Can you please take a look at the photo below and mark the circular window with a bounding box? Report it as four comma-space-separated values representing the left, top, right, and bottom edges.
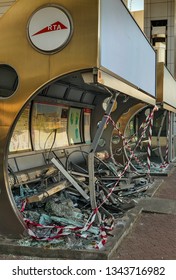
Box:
98, 138, 106, 147
111, 135, 121, 145
97, 121, 107, 130
145, 108, 151, 116
0, 65, 18, 98
102, 97, 117, 112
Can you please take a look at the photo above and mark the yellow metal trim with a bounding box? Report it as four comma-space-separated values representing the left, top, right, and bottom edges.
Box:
157, 62, 176, 109
163, 103, 176, 113
97, 69, 156, 105
117, 103, 146, 134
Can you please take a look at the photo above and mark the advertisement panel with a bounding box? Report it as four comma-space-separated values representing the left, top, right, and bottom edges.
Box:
99, 0, 156, 97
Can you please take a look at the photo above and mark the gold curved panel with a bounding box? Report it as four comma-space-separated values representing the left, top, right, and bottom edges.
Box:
0, 0, 98, 237
116, 103, 146, 134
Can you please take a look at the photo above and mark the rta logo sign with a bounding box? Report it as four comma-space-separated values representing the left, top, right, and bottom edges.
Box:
28, 5, 73, 53
32, 21, 68, 36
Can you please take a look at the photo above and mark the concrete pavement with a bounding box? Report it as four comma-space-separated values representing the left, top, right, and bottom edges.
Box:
111, 167, 176, 259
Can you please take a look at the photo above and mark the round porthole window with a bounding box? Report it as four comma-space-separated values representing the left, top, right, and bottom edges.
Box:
0, 65, 18, 98
145, 108, 151, 116
98, 138, 106, 147
111, 135, 121, 145
102, 97, 117, 112
97, 121, 107, 130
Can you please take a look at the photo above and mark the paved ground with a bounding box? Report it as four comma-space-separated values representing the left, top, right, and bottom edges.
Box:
0, 167, 176, 260
112, 212, 176, 259
111, 167, 176, 260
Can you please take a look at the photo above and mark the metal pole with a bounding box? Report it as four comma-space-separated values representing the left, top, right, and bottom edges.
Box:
157, 110, 167, 164
51, 157, 89, 200
88, 92, 118, 223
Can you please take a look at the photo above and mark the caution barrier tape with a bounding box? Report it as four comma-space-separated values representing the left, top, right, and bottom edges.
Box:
160, 111, 171, 168
19, 106, 159, 249
80, 106, 159, 248
147, 108, 156, 175
94, 229, 107, 250
107, 115, 146, 170
20, 199, 27, 212
106, 106, 158, 173
20, 200, 113, 249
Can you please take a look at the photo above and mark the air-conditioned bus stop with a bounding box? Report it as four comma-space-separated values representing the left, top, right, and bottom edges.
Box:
0, 0, 157, 258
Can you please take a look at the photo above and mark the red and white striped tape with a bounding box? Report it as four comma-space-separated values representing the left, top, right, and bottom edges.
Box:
19, 106, 159, 249
105, 115, 145, 169
147, 109, 155, 175
160, 111, 171, 168
20, 200, 113, 249
106, 106, 158, 173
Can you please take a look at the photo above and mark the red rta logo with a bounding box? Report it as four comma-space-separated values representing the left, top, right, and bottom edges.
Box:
28, 6, 72, 52
32, 21, 68, 36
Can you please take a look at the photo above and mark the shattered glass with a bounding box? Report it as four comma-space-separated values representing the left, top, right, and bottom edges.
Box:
10, 155, 152, 250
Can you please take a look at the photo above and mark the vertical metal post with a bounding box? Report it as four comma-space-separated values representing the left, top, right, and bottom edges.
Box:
157, 110, 167, 164
90, 92, 118, 153
88, 92, 118, 223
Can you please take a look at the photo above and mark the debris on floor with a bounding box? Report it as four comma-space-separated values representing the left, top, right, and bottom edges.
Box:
9, 155, 154, 250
